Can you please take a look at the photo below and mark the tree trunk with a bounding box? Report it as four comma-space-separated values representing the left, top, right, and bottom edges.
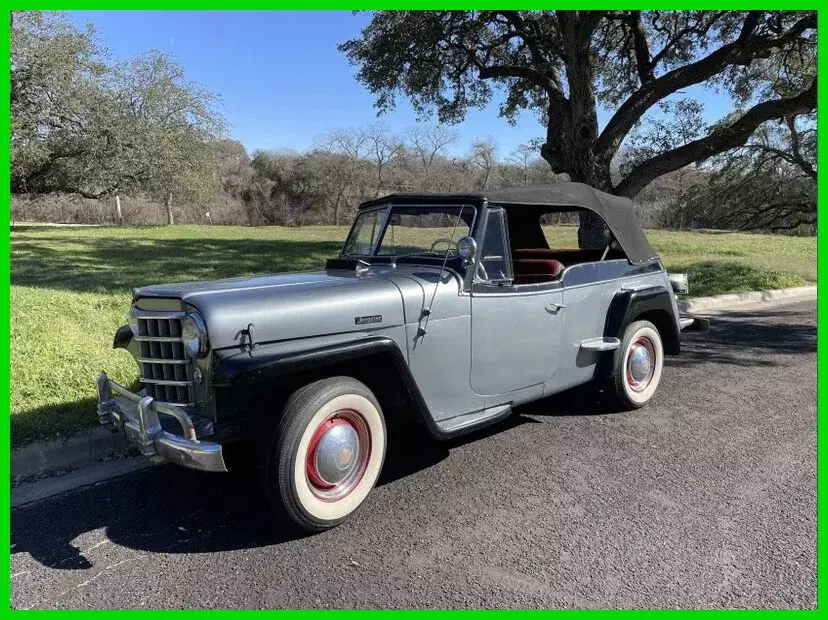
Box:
164, 193, 174, 225
114, 193, 123, 225
375, 163, 384, 198
541, 134, 613, 249
333, 192, 342, 226
481, 165, 492, 191
540, 19, 613, 251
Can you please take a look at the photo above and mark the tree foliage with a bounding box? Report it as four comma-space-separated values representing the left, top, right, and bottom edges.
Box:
677, 115, 816, 233
10, 11, 226, 221
340, 10, 817, 243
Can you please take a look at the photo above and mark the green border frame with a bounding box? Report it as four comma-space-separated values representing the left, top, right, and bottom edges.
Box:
2, 7, 823, 612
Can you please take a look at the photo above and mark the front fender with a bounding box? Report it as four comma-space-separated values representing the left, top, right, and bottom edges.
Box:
212, 335, 407, 385
210, 335, 472, 441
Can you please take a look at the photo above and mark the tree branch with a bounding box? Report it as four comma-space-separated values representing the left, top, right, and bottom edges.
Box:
627, 11, 654, 84
477, 64, 566, 103
606, 10, 654, 83
596, 11, 816, 163
615, 78, 816, 197
786, 115, 817, 179
649, 11, 728, 69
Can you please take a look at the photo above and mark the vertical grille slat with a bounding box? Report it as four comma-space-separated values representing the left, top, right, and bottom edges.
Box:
133, 311, 194, 408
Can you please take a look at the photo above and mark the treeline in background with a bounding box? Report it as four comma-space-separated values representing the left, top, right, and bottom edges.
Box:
11, 12, 816, 235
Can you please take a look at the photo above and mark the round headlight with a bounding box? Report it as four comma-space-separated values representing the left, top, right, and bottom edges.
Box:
457, 236, 478, 261
181, 313, 209, 358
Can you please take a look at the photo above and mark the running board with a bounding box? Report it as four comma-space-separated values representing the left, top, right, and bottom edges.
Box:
580, 337, 621, 352
435, 404, 512, 438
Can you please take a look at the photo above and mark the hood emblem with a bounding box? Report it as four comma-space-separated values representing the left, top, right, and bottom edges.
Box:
355, 315, 382, 326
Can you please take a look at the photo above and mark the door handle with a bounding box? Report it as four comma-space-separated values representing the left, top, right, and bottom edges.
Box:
545, 302, 566, 313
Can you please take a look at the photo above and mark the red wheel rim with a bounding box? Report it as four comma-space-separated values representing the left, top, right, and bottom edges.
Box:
305, 409, 371, 501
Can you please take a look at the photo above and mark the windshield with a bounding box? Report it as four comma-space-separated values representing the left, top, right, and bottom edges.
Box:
342, 205, 475, 257
342, 208, 385, 256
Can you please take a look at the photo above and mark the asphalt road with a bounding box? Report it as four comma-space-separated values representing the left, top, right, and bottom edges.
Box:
11, 300, 817, 609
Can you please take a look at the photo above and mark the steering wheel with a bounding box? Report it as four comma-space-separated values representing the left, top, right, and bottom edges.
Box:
429, 238, 458, 254
476, 260, 489, 281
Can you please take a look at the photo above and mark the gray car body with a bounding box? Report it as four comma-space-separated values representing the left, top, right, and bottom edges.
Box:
123, 186, 683, 440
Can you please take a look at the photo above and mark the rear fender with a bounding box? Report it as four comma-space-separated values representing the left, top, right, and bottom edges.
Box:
604, 286, 680, 355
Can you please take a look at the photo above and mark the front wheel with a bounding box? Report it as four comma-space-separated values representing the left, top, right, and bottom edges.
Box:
261, 377, 387, 532
607, 320, 664, 410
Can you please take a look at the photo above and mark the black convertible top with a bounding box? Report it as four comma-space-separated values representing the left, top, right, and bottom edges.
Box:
359, 182, 658, 264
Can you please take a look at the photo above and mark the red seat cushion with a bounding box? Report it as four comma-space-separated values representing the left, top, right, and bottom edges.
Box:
513, 258, 564, 284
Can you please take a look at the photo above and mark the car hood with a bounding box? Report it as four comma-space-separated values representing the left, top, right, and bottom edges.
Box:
133, 269, 414, 351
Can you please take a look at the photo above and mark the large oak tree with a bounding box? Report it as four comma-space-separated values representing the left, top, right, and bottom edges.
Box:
340, 10, 817, 245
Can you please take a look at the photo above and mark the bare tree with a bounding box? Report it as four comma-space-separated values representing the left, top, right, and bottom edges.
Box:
364, 122, 402, 197
469, 138, 498, 190
314, 128, 371, 224
404, 124, 460, 187
506, 143, 538, 186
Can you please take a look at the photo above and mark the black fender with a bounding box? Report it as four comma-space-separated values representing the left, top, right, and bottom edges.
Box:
211, 336, 451, 440
604, 286, 680, 355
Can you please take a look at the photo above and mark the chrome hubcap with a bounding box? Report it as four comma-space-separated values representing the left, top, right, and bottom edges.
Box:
626, 337, 655, 392
314, 422, 360, 486
306, 410, 371, 501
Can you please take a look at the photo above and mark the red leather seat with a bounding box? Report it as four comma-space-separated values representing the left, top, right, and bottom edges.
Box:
514, 248, 581, 259
513, 258, 564, 284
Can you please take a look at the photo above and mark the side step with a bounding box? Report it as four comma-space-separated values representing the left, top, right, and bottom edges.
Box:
579, 337, 621, 352
435, 404, 512, 438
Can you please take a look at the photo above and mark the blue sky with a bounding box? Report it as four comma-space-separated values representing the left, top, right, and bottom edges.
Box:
68, 10, 735, 158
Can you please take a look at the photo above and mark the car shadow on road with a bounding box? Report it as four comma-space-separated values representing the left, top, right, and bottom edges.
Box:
10, 412, 540, 570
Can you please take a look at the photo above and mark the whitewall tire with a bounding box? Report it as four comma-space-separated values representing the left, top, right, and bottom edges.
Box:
262, 377, 387, 532
609, 320, 664, 410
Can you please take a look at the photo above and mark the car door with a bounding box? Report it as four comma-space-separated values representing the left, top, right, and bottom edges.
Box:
469, 208, 563, 395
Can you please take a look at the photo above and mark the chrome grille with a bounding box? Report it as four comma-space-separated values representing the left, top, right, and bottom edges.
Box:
133, 311, 193, 408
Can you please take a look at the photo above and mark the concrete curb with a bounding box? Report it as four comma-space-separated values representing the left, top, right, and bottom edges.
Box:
11, 457, 153, 509
11, 426, 131, 480
678, 285, 816, 314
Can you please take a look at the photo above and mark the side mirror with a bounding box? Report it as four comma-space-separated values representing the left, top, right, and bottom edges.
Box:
457, 236, 477, 263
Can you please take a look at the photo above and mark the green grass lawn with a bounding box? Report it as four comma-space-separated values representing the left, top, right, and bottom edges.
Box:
10, 224, 816, 446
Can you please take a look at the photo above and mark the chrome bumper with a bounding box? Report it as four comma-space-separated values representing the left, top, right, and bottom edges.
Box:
96, 372, 227, 472
679, 315, 711, 333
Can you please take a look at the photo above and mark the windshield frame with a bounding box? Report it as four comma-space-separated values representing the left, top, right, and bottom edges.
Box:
341, 203, 478, 259
340, 206, 391, 257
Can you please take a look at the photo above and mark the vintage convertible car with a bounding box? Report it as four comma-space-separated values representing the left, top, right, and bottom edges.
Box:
97, 183, 708, 531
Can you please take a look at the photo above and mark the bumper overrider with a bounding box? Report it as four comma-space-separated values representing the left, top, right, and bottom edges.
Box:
96, 372, 227, 472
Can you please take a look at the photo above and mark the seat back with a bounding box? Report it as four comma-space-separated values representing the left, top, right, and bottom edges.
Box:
512, 258, 564, 284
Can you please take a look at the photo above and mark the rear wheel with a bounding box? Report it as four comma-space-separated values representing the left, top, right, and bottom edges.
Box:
608, 320, 664, 410
261, 376, 387, 532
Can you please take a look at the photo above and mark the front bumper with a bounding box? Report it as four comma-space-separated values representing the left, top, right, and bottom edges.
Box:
97, 372, 227, 472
